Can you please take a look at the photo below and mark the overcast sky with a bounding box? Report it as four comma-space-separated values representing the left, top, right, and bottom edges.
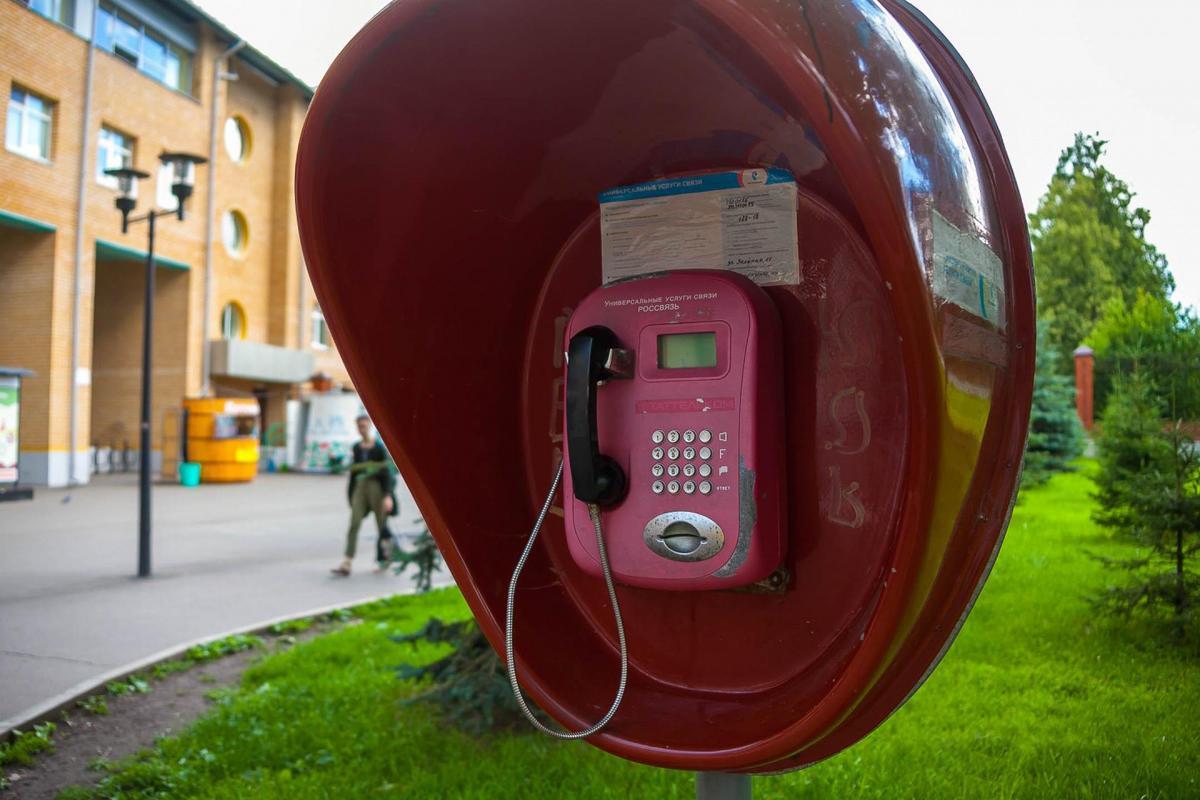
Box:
193, 0, 1200, 312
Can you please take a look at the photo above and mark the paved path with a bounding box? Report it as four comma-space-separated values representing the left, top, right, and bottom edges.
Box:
0, 471, 451, 726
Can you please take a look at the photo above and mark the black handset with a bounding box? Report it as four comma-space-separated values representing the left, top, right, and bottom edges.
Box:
565, 326, 630, 507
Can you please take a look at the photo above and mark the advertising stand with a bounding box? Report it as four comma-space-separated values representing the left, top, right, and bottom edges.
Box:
0, 367, 34, 502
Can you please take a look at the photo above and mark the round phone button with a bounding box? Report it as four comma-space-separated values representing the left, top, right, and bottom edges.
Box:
652, 480, 665, 494
651, 430, 665, 444
683, 464, 696, 477
683, 430, 696, 443
683, 481, 695, 494
699, 446, 712, 460
667, 447, 680, 460
652, 447, 664, 460
667, 481, 680, 494
699, 481, 712, 495
683, 446, 695, 460
699, 429, 712, 443
651, 463, 664, 477
698, 464, 712, 477
667, 464, 679, 477
667, 430, 680, 443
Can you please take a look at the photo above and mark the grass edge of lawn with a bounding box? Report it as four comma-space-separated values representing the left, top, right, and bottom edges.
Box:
47, 462, 1200, 800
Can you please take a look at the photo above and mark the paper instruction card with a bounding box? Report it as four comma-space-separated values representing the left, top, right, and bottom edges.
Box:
930, 210, 1006, 329
599, 168, 799, 287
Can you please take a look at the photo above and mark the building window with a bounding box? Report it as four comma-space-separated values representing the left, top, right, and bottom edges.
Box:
6, 86, 53, 161
221, 210, 248, 256
95, 2, 193, 93
311, 307, 330, 350
96, 126, 134, 189
19, 0, 76, 26
220, 302, 245, 340
223, 116, 251, 163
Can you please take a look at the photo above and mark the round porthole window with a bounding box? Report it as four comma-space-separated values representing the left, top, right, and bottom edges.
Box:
223, 116, 251, 162
220, 302, 245, 340
221, 209, 248, 256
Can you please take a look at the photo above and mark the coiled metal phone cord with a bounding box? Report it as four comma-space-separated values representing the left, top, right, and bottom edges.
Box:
505, 460, 628, 739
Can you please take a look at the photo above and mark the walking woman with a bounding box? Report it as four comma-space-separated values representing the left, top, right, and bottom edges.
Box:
331, 414, 398, 576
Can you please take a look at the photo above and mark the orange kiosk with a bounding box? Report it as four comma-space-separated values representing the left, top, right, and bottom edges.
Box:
296, 0, 1035, 776
182, 398, 260, 483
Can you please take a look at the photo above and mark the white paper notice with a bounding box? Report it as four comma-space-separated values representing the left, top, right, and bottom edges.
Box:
930, 210, 1006, 329
599, 168, 799, 287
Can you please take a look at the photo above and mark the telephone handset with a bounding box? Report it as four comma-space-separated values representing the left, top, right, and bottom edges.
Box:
564, 325, 630, 507
562, 270, 786, 590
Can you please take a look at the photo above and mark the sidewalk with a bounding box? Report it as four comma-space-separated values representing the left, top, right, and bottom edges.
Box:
0, 471, 452, 726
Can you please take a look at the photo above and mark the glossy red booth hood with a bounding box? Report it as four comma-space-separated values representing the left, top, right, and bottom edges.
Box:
295, 0, 1034, 773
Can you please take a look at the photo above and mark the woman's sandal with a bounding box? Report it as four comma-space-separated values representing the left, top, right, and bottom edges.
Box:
330, 564, 351, 577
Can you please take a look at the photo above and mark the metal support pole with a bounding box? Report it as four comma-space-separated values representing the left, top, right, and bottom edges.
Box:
137, 212, 156, 578
696, 772, 751, 800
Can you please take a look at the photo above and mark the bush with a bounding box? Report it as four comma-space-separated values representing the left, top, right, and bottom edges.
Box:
388, 523, 443, 592
1093, 371, 1200, 643
394, 618, 529, 736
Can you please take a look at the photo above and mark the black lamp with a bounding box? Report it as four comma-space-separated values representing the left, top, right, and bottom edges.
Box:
104, 166, 150, 233
159, 151, 208, 220
104, 150, 206, 579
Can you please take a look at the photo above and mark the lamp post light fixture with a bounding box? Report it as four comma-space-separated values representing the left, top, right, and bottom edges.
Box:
160, 151, 207, 221
105, 166, 149, 233
105, 150, 207, 578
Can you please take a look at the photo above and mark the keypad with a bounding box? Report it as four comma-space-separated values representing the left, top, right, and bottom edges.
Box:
649, 429, 725, 497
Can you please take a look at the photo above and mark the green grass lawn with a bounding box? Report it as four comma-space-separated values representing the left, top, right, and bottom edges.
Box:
63, 463, 1200, 799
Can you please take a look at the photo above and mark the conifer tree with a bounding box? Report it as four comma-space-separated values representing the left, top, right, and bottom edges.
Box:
1030, 133, 1173, 371
1093, 372, 1200, 643
1023, 323, 1084, 486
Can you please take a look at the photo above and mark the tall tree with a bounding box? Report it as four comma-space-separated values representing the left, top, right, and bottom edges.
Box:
1089, 290, 1200, 419
1029, 133, 1174, 372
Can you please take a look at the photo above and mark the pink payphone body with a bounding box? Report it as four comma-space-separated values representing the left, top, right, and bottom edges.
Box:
561, 270, 785, 590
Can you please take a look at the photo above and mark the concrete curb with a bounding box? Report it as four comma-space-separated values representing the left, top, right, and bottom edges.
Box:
0, 580, 457, 740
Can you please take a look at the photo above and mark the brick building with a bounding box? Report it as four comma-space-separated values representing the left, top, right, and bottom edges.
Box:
0, 0, 351, 486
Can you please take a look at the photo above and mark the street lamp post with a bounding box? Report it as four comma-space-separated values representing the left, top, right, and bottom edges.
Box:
106, 151, 207, 578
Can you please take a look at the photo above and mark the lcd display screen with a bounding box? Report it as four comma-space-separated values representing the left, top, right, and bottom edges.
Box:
657, 332, 717, 369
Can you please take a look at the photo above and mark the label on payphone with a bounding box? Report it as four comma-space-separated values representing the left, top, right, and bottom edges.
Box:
598, 168, 800, 287
561, 270, 786, 590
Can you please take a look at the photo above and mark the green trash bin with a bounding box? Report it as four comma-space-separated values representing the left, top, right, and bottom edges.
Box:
179, 461, 201, 487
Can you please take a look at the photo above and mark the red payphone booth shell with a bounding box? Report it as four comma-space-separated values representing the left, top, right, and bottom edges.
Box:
296, 0, 1034, 773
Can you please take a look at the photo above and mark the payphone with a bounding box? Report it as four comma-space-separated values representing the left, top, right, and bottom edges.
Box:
506, 270, 787, 736
562, 271, 785, 589
296, 0, 1037, 774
